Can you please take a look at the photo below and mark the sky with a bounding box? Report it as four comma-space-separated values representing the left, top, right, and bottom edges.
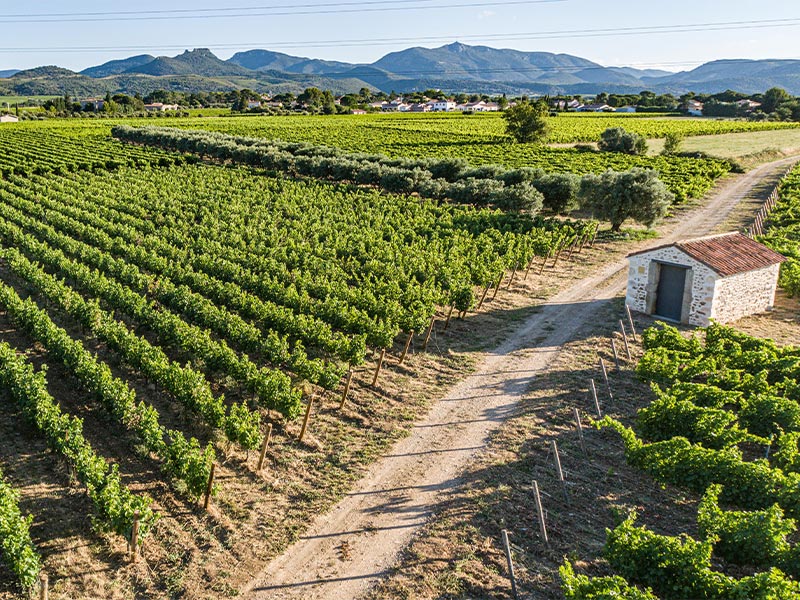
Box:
1, 0, 799, 72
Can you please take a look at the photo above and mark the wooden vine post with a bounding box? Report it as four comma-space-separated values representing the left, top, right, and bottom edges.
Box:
550, 440, 568, 502
589, 222, 600, 248
619, 320, 632, 360
610, 338, 621, 371
532, 480, 549, 546
298, 396, 315, 443
600, 358, 613, 400
491, 274, 503, 301
422, 316, 436, 351
476, 285, 491, 310
506, 263, 518, 289
129, 510, 141, 562
203, 463, 216, 510
523, 255, 536, 281
539, 250, 551, 275
444, 304, 455, 330
256, 423, 274, 471
590, 379, 602, 418
399, 331, 414, 364
371, 348, 386, 386
39, 574, 48, 600
625, 304, 637, 342
338, 369, 354, 410
573, 407, 586, 455
501, 530, 519, 600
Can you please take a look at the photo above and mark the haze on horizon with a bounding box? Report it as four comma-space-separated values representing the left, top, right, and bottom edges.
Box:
1, 0, 799, 73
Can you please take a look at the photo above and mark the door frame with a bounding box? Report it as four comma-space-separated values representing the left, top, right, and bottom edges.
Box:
646, 260, 693, 323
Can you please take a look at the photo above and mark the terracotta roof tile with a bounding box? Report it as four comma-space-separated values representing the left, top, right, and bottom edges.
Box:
628, 232, 785, 277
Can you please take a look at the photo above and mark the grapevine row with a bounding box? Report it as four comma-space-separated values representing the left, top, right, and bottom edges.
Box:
0, 279, 216, 500
0, 341, 155, 544
0, 207, 303, 419
0, 466, 41, 591
1, 246, 262, 449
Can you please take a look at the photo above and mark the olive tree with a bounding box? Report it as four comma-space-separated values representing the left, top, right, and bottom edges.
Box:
598, 127, 648, 155
502, 100, 550, 144
580, 168, 673, 231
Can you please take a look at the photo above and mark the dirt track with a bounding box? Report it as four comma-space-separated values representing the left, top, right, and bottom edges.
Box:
243, 156, 799, 600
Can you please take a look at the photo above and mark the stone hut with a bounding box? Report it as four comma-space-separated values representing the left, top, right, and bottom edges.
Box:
625, 232, 785, 326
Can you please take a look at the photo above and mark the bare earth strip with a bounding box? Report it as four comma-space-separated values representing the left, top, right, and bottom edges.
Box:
243, 156, 799, 600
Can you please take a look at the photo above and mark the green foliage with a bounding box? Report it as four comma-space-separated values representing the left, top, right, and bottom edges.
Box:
0, 468, 41, 591
662, 132, 684, 156
580, 168, 674, 231
605, 512, 728, 600
560, 561, 658, 600
598, 127, 648, 155
758, 164, 800, 297
502, 100, 551, 144
0, 342, 155, 545
698, 484, 795, 568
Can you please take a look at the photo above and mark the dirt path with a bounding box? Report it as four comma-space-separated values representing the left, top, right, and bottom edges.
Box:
243, 156, 799, 600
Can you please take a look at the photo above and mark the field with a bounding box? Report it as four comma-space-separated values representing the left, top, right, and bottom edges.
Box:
0, 113, 798, 599
1, 116, 747, 202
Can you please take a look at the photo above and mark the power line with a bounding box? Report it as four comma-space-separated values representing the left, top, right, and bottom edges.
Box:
2, 16, 799, 53
0, 0, 563, 23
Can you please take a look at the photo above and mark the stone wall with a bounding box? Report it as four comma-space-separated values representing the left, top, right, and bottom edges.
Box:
626, 246, 780, 326
626, 246, 717, 325
711, 263, 780, 324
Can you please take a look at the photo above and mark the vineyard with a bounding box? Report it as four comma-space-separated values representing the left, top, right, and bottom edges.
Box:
0, 111, 796, 598
0, 116, 755, 202
570, 323, 800, 598
113, 124, 730, 203
0, 127, 189, 177
760, 163, 800, 296
0, 117, 605, 596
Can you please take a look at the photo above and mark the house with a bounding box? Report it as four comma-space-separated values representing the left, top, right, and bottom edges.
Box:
351, 109, 367, 115
626, 232, 785, 326
0, 114, 19, 123
408, 103, 431, 112
615, 105, 637, 113
566, 99, 582, 109
576, 103, 613, 112
144, 102, 180, 112
686, 99, 704, 116
461, 100, 498, 112
431, 100, 456, 112
370, 101, 387, 110
80, 98, 105, 111
246, 100, 262, 109
736, 99, 761, 110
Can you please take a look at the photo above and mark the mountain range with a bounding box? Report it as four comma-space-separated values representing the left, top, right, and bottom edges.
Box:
2, 44, 799, 97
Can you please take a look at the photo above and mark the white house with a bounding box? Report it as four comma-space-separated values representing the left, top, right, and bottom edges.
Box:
736, 99, 762, 110
686, 99, 704, 116
431, 100, 455, 112
626, 232, 785, 326
615, 105, 637, 113
0, 114, 19, 123
144, 102, 180, 112
246, 100, 262, 109
576, 103, 613, 112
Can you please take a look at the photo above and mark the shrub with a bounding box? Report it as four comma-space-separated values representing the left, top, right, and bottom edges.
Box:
533, 173, 580, 214
598, 127, 648, 155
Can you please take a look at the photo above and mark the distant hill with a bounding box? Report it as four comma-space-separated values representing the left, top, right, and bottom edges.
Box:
0, 69, 20, 79
81, 55, 155, 78
125, 49, 253, 77
228, 49, 356, 75
643, 59, 800, 94
9, 44, 800, 96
